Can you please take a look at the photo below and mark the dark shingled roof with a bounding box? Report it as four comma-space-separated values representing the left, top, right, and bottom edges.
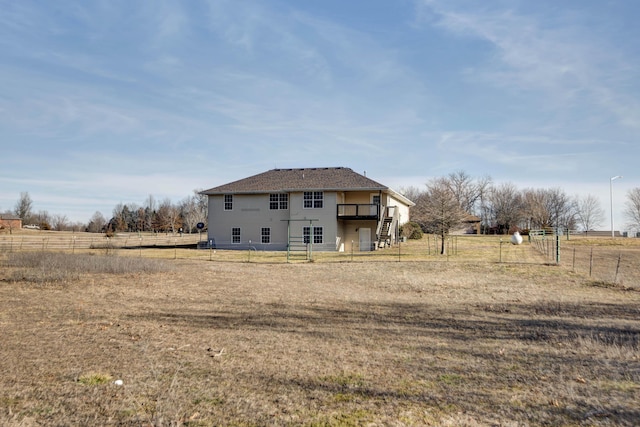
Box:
0, 214, 21, 220
202, 167, 388, 194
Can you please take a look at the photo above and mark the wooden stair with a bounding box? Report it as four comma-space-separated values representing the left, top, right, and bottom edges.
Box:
377, 216, 393, 248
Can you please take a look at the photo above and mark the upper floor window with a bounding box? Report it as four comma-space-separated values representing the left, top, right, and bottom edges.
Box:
270, 194, 288, 210
224, 194, 233, 211
303, 191, 323, 209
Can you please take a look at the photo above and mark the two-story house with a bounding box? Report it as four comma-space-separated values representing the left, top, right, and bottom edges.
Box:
201, 167, 414, 252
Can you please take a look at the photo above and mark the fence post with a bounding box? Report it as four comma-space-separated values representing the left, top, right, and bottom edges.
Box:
555, 234, 560, 264
614, 253, 622, 284
446, 238, 450, 261
589, 247, 593, 277
351, 240, 354, 262
547, 238, 550, 259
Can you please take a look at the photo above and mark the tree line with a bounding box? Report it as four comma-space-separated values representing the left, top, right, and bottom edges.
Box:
5, 191, 208, 234
6, 175, 640, 242
401, 171, 640, 254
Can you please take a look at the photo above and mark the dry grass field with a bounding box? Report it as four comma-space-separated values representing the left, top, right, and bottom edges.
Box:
1, 235, 639, 426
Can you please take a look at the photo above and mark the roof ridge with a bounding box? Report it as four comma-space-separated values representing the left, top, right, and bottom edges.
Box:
272, 167, 348, 171
202, 167, 387, 194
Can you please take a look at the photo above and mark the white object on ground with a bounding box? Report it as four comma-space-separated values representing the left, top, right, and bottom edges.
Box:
114, 379, 124, 386
510, 231, 523, 245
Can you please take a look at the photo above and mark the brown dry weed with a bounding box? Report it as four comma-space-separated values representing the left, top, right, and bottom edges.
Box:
0, 237, 639, 426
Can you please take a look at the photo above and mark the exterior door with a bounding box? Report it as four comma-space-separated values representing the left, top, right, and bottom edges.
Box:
359, 227, 371, 251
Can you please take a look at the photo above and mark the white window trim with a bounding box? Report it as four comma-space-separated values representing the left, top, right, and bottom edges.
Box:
270, 193, 288, 210
303, 191, 323, 209
224, 194, 233, 211
261, 227, 271, 244
303, 226, 323, 244
231, 227, 241, 244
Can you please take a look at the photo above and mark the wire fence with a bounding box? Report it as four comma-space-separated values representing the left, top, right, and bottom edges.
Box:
564, 245, 638, 286
528, 230, 640, 286
528, 231, 560, 264
0, 232, 202, 253
2, 231, 638, 286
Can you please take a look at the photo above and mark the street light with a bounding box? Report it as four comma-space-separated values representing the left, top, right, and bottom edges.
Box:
610, 175, 623, 238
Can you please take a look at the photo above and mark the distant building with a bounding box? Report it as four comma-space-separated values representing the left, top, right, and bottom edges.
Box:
0, 214, 22, 230
202, 167, 414, 252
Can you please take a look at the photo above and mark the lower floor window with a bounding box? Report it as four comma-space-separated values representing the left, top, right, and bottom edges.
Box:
261, 227, 270, 244
232, 227, 241, 244
303, 226, 323, 244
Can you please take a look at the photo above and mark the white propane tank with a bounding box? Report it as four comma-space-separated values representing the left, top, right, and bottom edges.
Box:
510, 231, 523, 245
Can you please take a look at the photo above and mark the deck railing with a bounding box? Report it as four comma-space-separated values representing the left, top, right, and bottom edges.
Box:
336, 204, 379, 219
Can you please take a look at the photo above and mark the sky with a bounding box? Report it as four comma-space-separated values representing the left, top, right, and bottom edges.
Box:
1, 0, 638, 230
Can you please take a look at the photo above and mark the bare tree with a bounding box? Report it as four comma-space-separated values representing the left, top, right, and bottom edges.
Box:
521, 188, 575, 231
33, 210, 51, 230
145, 194, 156, 232
179, 190, 206, 233
87, 211, 107, 233
546, 188, 576, 231
68, 221, 85, 232
14, 192, 33, 222
414, 177, 467, 254
522, 189, 550, 230
398, 186, 425, 205
51, 214, 69, 231
195, 189, 208, 225
487, 183, 523, 234
155, 198, 182, 233
476, 175, 493, 234
180, 195, 199, 233
574, 194, 605, 233
446, 171, 492, 215
624, 188, 640, 232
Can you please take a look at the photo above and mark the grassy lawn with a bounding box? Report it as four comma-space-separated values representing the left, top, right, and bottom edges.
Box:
0, 236, 638, 426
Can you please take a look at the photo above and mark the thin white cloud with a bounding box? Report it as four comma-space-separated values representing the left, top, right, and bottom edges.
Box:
430, 130, 620, 174
419, 1, 640, 130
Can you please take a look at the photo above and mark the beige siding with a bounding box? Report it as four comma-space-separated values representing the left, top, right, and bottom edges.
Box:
289, 191, 339, 251
208, 191, 341, 251
385, 194, 411, 225
341, 220, 377, 252
206, 188, 412, 252
342, 191, 382, 204
207, 194, 290, 249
